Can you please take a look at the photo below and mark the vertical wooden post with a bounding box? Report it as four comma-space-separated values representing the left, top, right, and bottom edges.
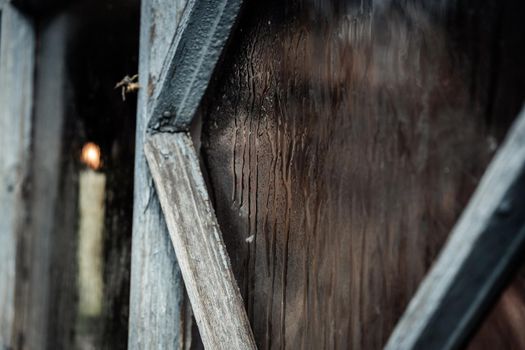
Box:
0, 2, 35, 348
128, 1, 194, 348
15, 15, 69, 350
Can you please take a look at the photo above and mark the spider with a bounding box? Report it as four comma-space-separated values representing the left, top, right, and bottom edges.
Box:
115, 74, 140, 101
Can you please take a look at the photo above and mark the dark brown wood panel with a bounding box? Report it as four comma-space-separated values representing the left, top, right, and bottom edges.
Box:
199, 0, 525, 348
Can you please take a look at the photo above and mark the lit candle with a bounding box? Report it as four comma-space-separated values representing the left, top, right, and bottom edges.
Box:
78, 142, 105, 317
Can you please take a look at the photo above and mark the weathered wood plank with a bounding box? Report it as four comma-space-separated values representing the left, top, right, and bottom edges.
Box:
385, 107, 525, 350
12, 14, 68, 350
128, 0, 193, 348
0, 3, 35, 348
145, 132, 257, 350
148, 0, 243, 132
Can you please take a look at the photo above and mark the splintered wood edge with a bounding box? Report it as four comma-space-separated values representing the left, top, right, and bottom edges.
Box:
385, 107, 525, 350
144, 132, 256, 350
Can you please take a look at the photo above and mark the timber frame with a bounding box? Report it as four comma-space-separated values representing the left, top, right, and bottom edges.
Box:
130, 0, 256, 348
134, 0, 525, 347
133, 0, 525, 348
0, 0, 524, 348
132, 0, 525, 349
134, 0, 257, 347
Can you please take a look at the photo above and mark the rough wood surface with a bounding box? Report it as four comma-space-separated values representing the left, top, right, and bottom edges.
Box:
385, 107, 525, 350
0, 3, 35, 348
145, 132, 257, 350
148, 0, 242, 132
128, 0, 194, 348
198, 1, 525, 348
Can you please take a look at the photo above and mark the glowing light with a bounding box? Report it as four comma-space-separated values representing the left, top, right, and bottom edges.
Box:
81, 142, 102, 170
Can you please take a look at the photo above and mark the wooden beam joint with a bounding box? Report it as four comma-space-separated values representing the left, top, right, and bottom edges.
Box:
147, 0, 243, 133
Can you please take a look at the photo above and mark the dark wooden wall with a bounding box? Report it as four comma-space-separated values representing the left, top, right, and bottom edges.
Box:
199, 0, 525, 348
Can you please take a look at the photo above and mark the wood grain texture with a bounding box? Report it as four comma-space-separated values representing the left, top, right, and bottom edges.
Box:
0, 3, 35, 348
128, 0, 194, 348
148, 0, 243, 132
198, 1, 525, 348
385, 107, 525, 350
145, 132, 256, 350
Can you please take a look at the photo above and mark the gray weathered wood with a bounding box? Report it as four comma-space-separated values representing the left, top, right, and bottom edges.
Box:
145, 132, 257, 350
148, 0, 243, 132
128, 0, 194, 348
385, 107, 525, 350
12, 14, 68, 350
0, 3, 35, 348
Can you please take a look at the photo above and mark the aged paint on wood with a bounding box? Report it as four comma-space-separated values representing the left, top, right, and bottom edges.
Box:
145, 132, 256, 350
148, 0, 243, 132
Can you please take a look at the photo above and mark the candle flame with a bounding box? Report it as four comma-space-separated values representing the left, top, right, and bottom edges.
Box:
81, 142, 102, 170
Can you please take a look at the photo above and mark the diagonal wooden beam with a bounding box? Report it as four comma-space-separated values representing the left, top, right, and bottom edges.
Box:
129, 1, 191, 348
139, 0, 253, 346
144, 132, 256, 349
148, 0, 243, 132
385, 107, 525, 350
